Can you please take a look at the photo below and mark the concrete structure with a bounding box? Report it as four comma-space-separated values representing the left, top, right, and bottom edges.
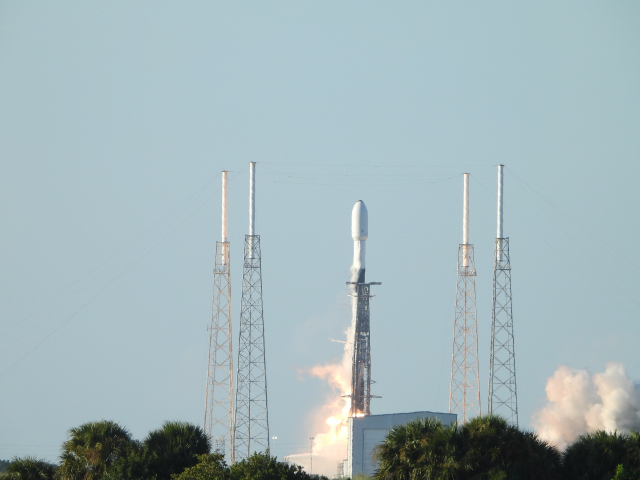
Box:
346, 411, 457, 477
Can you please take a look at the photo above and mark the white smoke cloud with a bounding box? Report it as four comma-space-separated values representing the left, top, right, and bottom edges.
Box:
294, 265, 360, 474
533, 362, 640, 449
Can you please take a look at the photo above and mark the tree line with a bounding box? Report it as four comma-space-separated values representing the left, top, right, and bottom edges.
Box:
375, 416, 640, 480
0, 420, 324, 480
2, 416, 640, 479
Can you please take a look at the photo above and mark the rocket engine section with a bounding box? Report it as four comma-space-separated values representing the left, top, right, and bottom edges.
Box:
348, 201, 380, 417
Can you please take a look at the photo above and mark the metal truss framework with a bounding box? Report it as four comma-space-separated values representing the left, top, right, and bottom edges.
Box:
347, 281, 381, 417
204, 241, 234, 459
488, 237, 518, 425
450, 244, 481, 424
234, 235, 269, 461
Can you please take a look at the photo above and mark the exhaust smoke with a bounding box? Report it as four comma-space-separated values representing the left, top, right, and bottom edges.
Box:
533, 362, 640, 449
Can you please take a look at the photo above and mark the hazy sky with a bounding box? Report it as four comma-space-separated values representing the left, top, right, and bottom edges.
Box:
1, 1, 639, 469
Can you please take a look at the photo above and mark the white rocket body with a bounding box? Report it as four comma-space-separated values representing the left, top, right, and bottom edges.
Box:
352, 201, 368, 284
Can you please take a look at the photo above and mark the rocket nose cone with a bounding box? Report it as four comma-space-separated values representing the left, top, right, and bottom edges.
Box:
351, 200, 368, 240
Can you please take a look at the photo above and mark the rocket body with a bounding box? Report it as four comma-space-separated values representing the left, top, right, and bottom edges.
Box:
349, 200, 375, 417
351, 201, 368, 284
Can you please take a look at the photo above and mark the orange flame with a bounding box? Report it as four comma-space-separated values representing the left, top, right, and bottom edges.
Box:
302, 279, 360, 465
305, 318, 355, 462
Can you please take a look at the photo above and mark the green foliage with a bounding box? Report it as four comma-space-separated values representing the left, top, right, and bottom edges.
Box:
170, 453, 229, 480
375, 417, 463, 480
102, 441, 156, 480
611, 464, 634, 480
374, 416, 562, 480
10, 417, 640, 480
0, 456, 57, 480
563, 431, 640, 480
0, 460, 9, 473
144, 421, 211, 480
460, 416, 562, 480
57, 420, 133, 480
172, 452, 312, 480
229, 452, 312, 480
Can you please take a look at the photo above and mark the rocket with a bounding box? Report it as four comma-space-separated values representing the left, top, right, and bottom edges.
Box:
347, 200, 379, 417
351, 200, 368, 284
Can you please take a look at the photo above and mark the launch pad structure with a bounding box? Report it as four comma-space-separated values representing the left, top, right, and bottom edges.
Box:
347, 280, 381, 417
488, 164, 518, 425
449, 173, 481, 424
204, 171, 234, 460
234, 162, 270, 461
202, 165, 515, 475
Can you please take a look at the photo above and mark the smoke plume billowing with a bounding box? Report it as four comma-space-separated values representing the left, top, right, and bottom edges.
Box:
533, 362, 640, 449
303, 317, 354, 470
297, 266, 360, 474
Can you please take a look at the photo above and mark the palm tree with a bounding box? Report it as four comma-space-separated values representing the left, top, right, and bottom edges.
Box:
1, 456, 57, 480
375, 416, 562, 480
144, 421, 211, 480
375, 417, 463, 480
57, 420, 133, 480
563, 430, 640, 480
101, 440, 155, 480
460, 416, 562, 480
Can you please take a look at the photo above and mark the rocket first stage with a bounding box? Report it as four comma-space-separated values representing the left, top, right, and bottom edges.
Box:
348, 201, 380, 417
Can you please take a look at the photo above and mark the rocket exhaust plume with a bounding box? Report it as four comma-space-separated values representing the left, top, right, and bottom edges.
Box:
533, 362, 640, 450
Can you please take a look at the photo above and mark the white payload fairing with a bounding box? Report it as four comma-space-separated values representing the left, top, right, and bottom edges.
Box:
351, 200, 368, 284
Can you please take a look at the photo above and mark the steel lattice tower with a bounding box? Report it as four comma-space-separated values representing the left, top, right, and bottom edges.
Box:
450, 173, 481, 424
488, 165, 518, 425
347, 280, 381, 417
234, 162, 269, 460
204, 171, 234, 460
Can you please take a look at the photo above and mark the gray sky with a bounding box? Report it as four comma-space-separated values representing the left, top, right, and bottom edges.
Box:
1, 1, 639, 467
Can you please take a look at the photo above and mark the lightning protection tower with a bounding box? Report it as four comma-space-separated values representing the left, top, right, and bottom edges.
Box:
488, 164, 518, 425
234, 162, 270, 460
204, 171, 234, 460
450, 173, 481, 424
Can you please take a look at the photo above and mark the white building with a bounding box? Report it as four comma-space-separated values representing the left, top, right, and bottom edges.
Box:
345, 411, 457, 477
